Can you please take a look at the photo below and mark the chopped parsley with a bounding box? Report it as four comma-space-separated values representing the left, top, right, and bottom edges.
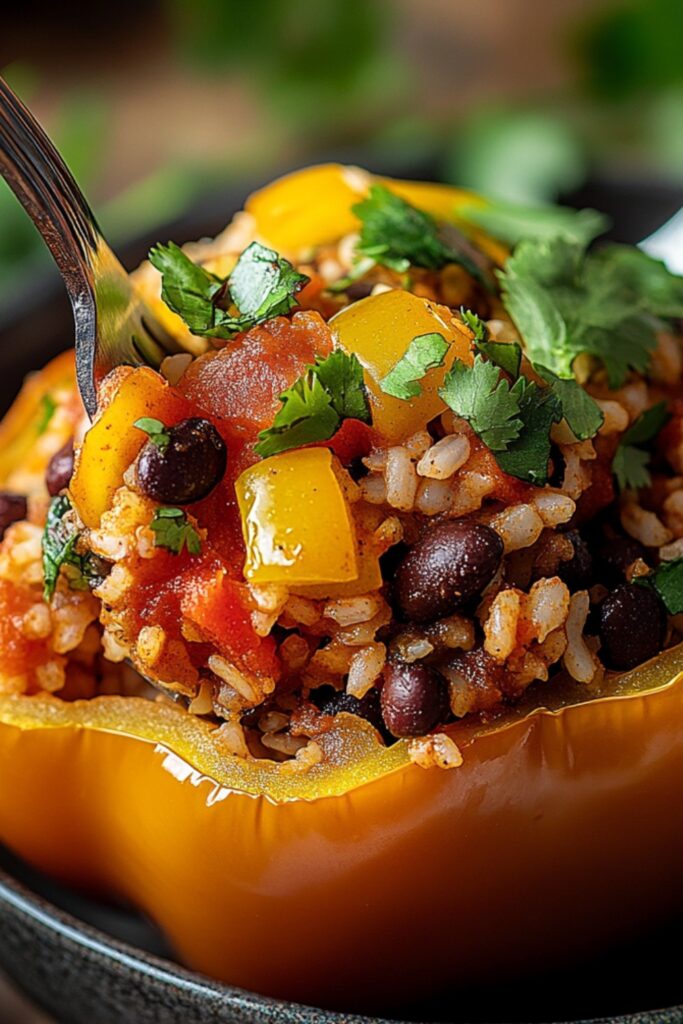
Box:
149, 240, 309, 340
612, 401, 670, 492
42, 496, 105, 600
462, 309, 522, 378
134, 417, 171, 453
439, 355, 523, 452
352, 184, 490, 289
255, 350, 371, 459
379, 332, 449, 400
635, 557, 683, 615
36, 394, 57, 436
150, 507, 202, 555
499, 236, 662, 388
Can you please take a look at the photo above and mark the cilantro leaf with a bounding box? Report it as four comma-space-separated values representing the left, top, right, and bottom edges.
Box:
533, 365, 604, 441
255, 351, 371, 459
149, 242, 230, 337
439, 355, 523, 451
461, 309, 523, 379
498, 236, 660, 389
612, 401, 670, 491
36, 394, 56, 436
313, 348, 370, 422
595, 245, 683, 319
499, 249, 571, 374
228, 242, 310, 321
612, 445, 651, 492
42, 496, 105, 600
458, 197, 608, 247
134, 417, 171, 453
494, 379, 562, 485
150, 507, 202, 555
380, 332, 449, 400
635, 557, 683, 615
149, 240, 309, 340
352, 185, 490, 288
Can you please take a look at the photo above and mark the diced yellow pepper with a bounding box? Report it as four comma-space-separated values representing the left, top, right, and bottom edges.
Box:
236, 448, 359, 586
70, 368, 184, 529
331, 290, 473, 443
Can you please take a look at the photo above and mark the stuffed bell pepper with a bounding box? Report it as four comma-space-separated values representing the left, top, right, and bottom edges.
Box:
0, 164, 682, 1013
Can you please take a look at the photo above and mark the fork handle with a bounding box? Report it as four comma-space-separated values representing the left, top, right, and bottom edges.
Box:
0, 77, 101, 303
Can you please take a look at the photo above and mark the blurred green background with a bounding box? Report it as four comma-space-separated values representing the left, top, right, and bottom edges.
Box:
2, 0, 683, 305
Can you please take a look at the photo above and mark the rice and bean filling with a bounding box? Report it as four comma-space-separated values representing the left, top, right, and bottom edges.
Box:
3, 180, 683, 770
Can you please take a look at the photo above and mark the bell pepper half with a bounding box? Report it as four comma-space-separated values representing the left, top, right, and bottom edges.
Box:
1, 653, 682, 1011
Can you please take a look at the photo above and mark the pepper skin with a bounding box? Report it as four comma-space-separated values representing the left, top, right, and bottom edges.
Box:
0, 655, 682, 1013
236, 448, 360, 585
331, 289, 473, 442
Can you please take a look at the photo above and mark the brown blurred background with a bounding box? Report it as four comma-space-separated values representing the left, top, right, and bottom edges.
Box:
2, 0, 683, 309
1, 0, 682, 1017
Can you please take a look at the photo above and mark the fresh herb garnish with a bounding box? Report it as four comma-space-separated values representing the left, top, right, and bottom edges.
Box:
458, 197, 608, 247
460, 306, 603, 442
134, 417, 171, 453
149, 240, 309, 340
499, 236, 661, 388
439, 354, 523, 452
612, 401, 670, 491
42, 496, 104, 600
594, 245, 683, 319
352, 184, 489, 288
635, 557, 683, 615
36, 394, 56, 436
379, 332, 449, 400
533, 365, 604, 441
150, 507, 202, 555
493, 379, 562, 485
255, 350, 371, 459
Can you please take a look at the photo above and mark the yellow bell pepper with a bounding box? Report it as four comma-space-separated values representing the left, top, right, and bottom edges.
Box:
236, 448, 359, 586
331, 289, 473, 443
245, 162, 508, 265
70, 367, 194, 529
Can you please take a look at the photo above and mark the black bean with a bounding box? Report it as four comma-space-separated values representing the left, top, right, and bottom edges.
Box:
558, 530, 593, 590
0, 492, 27, 538
598, 583, 666, 670
597, 536, 650, 583
393, 521, 503, 624
380, 662, 449, 738
137, 418, 227, 505
315, 686, 388, 738
45, 439, 75, 496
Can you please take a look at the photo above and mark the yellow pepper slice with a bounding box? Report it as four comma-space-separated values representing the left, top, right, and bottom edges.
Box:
236, 448, 359, 585
331, 289, 473, 443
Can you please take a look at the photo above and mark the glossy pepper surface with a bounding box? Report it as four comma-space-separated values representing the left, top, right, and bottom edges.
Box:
1, 657, 683, 1012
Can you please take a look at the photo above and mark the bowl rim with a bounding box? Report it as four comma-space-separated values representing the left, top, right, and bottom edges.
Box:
1, 861, 682, 1024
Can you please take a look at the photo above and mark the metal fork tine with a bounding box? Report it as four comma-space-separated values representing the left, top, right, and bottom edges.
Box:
0, 76, 179, 419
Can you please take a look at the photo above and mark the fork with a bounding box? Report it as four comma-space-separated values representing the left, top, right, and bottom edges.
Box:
0, 75, 180, 419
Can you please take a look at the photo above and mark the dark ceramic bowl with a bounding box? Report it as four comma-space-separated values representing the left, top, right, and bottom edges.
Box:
0, 163, 682, 1024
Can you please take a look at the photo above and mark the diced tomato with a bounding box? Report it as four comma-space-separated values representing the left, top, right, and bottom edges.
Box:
181, 565, 279, 680
178, 311, 334, 436
314, 419, 379, 465
0, 579, 54, 683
